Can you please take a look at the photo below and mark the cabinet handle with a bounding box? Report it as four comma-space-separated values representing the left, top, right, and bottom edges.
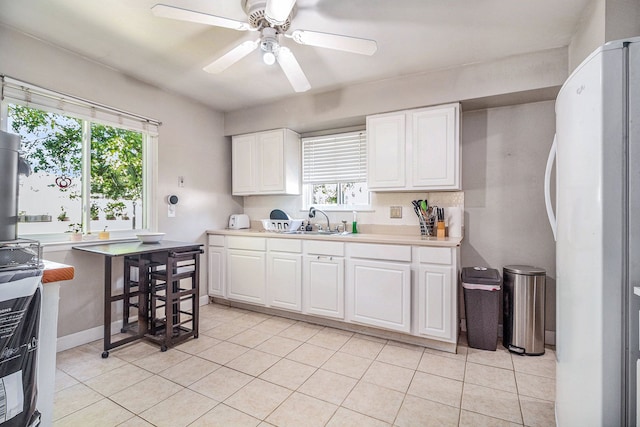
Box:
330, 256, 333, 261
317, 255, 321, 260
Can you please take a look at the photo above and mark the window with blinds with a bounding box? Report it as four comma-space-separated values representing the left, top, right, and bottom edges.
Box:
302, 131, 370, 209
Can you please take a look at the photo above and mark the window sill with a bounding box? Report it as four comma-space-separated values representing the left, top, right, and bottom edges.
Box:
42, 237, 138, 253
20, 231, 147, 252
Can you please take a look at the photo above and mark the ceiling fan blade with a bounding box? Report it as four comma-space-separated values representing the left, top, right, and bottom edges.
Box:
288, 30, 377, 55
277, 47, 311, 92
151, 4, 253, 31
265, 0, 297, 25
203, 40, 259, 74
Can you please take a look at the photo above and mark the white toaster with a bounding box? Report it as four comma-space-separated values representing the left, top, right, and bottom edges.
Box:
228, 214, 250, 229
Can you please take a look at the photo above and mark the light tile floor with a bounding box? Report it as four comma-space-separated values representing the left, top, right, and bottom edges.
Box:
53, 303, 556, 426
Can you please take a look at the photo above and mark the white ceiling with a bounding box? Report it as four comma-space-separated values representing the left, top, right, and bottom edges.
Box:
0, 0, 590, 112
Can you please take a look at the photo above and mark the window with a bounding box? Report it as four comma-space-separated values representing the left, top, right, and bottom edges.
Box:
1, 76, 158, 240
302, 130, 369, 210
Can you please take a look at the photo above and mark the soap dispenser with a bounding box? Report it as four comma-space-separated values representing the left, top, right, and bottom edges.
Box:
352, 211, 358, 234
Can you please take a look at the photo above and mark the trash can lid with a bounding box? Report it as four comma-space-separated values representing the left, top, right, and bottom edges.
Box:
461, 267, 501, 286
503, 265, 546, 276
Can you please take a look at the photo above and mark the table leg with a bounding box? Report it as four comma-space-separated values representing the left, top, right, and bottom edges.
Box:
102, 257, 112, 358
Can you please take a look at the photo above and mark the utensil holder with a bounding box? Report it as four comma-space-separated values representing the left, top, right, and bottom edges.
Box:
419, 215, 436, 237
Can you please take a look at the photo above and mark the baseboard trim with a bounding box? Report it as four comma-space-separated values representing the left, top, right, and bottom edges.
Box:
57, 296, 211, 352
199, 295, 209, 307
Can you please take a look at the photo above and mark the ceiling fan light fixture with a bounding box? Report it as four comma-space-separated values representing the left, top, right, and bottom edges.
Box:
263, 51, 276, 65
260, 27, 279, 65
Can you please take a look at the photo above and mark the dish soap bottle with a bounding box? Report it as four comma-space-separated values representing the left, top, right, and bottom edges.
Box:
352, 211, 358, 234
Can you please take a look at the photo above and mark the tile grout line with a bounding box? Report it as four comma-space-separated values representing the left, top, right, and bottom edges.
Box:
55, 305, 555, 426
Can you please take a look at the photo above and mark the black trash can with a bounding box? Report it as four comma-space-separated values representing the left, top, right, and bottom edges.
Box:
462, 267, 501, 351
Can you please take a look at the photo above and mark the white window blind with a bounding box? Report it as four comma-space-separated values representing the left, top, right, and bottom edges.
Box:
302, 131, 366, 184
1, 76, 160, 135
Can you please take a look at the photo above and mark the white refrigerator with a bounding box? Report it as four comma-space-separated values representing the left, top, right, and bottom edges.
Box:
546, 37, 640, 426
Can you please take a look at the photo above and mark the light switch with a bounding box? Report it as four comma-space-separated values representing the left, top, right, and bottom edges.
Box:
390, 206, 402, 218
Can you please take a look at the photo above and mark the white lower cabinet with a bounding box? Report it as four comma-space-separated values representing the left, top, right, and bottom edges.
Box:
208, 233, 459, 346
227, 250, 266, 305
346, 243, 412, 333
347, 259, 411, 333
208, 246, 225, 297
415, 247, 457, 342
207, 235, 226, 297
267, 239, 302, 312
303, 240, 345, 319
226, 236, 267, 305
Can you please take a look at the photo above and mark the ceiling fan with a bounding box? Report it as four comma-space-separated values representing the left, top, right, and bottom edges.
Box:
151, 0, 378, 93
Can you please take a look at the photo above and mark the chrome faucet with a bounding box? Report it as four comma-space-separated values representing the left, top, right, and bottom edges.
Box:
308, 207, 330, 231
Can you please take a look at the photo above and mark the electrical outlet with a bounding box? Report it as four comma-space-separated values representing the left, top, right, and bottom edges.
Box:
390, 206, 402, 218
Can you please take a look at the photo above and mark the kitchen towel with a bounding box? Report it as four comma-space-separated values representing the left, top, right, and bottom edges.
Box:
447, 207, 463, 238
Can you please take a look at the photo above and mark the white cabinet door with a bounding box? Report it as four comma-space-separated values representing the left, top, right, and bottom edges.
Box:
417, 264, 455, 341
411, 106, 459, 189
347, 259, 411, 333
367, 113, 406, 189
366, 103, 460, 191
267, 252, 302, 312
258, 130, 285, 193
232, 129, 300, 195
303, 255, 344, 319
232, 133, 257, 195
208, 246, 225, 297
227, 249, 266, 305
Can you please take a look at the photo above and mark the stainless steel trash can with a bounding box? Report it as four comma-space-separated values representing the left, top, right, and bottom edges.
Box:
503, 265, 546, 355
462, 267, 501, 351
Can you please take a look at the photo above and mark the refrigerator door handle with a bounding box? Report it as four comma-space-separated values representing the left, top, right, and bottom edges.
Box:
544, 134, 557, 241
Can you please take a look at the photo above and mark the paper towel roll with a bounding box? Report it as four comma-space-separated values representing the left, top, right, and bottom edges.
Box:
447, 207, 463, 238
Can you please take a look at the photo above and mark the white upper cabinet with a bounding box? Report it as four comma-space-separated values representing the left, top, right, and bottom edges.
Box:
367, 103, 460, 191
231, 133, 256, 195
232, 128, 301, 195
366, 113, 406, 188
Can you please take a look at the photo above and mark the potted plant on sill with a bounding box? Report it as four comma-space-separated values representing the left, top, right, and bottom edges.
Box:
104, 201, 126, 220
90, 203, 100, 221
57, 206, 69, 221
68, 223, 82, 241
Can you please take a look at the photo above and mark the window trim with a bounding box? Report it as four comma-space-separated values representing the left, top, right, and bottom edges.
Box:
1, 77, 159, 243
301, 130, 370, 211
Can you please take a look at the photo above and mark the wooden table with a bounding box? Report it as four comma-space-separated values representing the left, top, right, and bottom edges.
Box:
73, 240, 203, 357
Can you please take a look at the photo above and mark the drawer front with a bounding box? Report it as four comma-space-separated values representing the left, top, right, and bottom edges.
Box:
305, 240, 345, 257
418, 247, 452, 265
268, 238, 302, 253
208, 234, 225, 247
227, 236, 266, 251
349, 243, 411, 262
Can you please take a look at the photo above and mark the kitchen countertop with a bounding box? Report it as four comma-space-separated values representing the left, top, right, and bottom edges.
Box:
42, 260, 75, 283
207, 229, 462, 247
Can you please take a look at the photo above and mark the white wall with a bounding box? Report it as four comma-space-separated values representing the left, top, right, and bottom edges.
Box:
461, 101, 557, 333
0, 24, 240, 338
224, 48, 568, 136
569, 0, 640, 72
